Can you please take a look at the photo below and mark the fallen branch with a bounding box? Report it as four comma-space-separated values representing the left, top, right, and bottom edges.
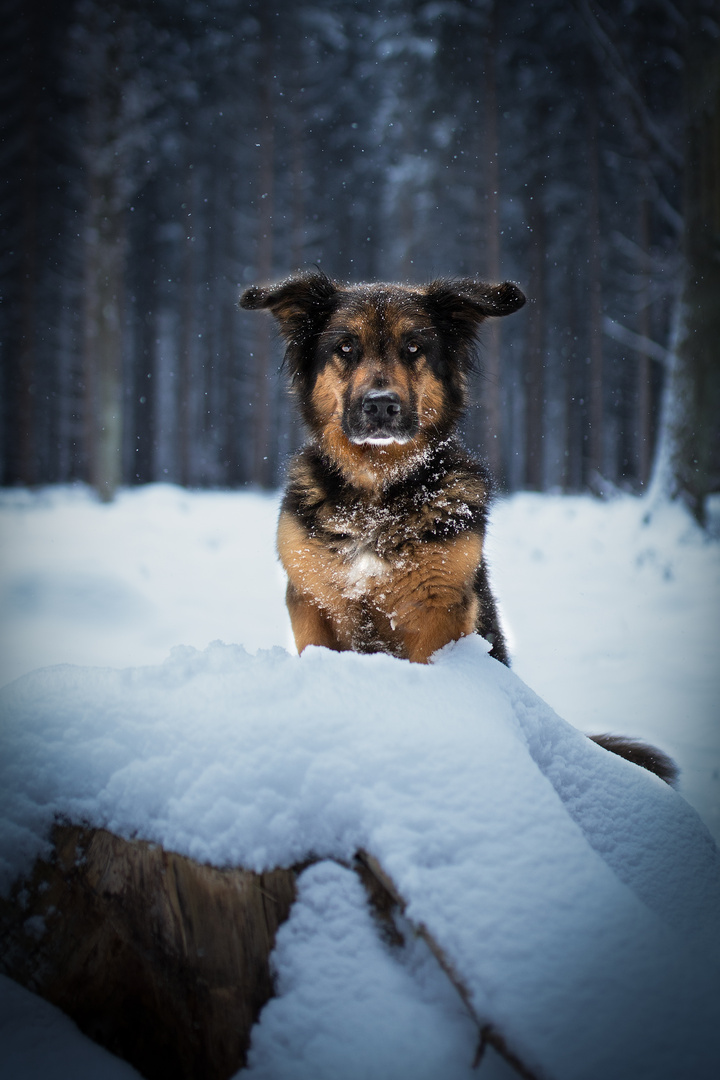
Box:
355, 850, 546, 1080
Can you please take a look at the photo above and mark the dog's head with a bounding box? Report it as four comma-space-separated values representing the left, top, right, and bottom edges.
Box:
240, 270, 525, 464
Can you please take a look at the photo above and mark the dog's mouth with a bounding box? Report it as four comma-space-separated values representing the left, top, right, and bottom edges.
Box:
342, 389, 419, 446
350, 434, 412, 445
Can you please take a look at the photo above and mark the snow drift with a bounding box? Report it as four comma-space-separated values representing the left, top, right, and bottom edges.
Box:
0, 974, 142, 1080
1, 634, 719, 1079
2, 484, 719, 841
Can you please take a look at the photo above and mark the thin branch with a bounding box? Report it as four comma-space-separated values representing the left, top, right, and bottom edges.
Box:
603, 316, 670, 364
574, 0, 683, 173
354, 850, 547, 1080
657, 0, 689, 30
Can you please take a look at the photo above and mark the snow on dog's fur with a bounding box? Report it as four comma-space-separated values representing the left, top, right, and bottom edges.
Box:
241, 270, 523, 664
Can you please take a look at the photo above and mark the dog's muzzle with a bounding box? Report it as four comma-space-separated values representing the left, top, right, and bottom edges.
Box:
343, 389, 418, 445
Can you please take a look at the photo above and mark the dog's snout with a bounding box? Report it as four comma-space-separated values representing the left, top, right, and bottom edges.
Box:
362, 390, 401, 417
343, 385, 416, 444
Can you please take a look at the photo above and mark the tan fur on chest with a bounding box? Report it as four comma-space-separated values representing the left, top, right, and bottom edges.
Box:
277, 510, 482, 662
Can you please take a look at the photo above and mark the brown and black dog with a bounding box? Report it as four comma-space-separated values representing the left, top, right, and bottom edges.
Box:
241, 270, 519, 665
240, 270, 677, 785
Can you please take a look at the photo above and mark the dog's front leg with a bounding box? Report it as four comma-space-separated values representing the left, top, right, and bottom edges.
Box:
398, 595, 479, 663
391, 533, 483, 663
285, 582, 345, 654
278, 510, 350, 654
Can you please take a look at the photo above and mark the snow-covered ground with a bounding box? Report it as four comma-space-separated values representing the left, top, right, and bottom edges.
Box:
1, 483, 719, 1080
1, 483, 718, 838
488, 491, 720, 842
0, 975, 142, 1080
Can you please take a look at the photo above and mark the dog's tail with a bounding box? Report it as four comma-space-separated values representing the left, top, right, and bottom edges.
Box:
589, 733, 679, 787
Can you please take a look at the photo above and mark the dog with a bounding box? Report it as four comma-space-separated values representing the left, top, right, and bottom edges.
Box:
239, 270, 677, 786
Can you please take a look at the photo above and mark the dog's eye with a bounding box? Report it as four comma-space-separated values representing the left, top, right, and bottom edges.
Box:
338, 342, 353, 355
407, 342, 420, 355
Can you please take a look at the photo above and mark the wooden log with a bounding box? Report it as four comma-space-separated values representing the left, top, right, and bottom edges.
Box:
0, 823, 298, 1080
1, 826, 542, 1080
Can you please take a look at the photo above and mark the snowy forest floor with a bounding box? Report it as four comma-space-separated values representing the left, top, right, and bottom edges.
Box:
2, 482, 720, 1080
1, 482, 718, 842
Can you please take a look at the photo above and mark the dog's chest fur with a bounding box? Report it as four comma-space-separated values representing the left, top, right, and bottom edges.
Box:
316, 502, 412, 603
280, 440, 490, 619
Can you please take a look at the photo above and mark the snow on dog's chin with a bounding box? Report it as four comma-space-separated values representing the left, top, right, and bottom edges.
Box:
350, 434, 412, 445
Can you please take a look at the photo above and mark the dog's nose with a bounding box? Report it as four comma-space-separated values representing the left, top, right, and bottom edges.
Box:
362, 390, 401, 417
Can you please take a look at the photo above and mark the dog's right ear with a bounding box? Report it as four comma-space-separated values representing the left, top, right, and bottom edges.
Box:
424, 278, 526, 323
239, 270, 339, 340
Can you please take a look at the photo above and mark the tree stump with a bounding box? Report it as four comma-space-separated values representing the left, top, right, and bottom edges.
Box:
0, 824, 298, 1080
1, 827, 541, 1080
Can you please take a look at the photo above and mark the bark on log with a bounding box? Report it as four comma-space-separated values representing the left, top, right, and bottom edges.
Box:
0, 823, 298, 1080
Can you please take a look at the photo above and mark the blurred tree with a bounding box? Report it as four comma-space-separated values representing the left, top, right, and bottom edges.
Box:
0, 0, 75, 486
1, 0, 714, 513
71, 0, 162, 500
667, 0, 720, 524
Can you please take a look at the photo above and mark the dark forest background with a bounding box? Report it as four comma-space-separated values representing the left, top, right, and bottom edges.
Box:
2, 0, 719, 516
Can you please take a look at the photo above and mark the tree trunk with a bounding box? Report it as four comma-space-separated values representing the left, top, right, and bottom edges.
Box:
564, 277, 585, 493
252, 11, 277, 488
18, 1, 40, 486
82, 15, 128, 503
0, 824, 298, 1080
586, 90, 604, 484
637, 196, 653, 488
668, 16, 720, 524
178, 162, 199, 488
481, 0, 504, 483
524, 200, 546, 491
83, 165, 126, 502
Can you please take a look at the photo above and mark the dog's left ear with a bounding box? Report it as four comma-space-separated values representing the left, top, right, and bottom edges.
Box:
239, 270, 338, 339
424, 278, 526, 325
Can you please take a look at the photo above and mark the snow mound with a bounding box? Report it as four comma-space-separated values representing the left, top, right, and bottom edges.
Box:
0, 975, 142, 1080
245, 860, 483, 1080
1, 637, 719, 1079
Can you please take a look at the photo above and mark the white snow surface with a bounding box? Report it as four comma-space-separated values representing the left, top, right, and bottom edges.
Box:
1, 483, 720, 1079
0, 975, 143, 1080
245, 859, 516, 1080
487, 491, 720, 841
2, 635, 720, 1078
1, 483, 718, 839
